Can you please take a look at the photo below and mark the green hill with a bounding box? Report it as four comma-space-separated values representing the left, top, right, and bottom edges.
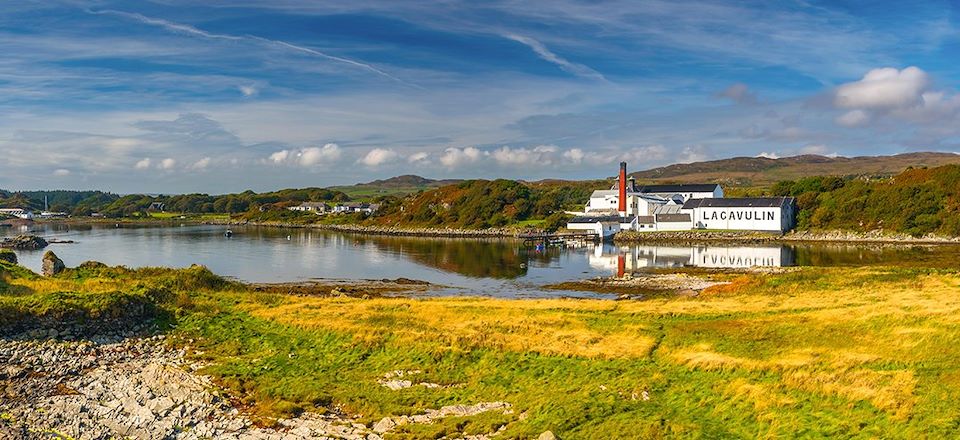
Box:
631, 152, 960, 187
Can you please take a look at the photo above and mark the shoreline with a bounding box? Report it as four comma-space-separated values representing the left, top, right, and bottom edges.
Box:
25, 217, 960, 245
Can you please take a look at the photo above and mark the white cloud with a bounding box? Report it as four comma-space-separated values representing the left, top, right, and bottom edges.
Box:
266, 144, 342, 167
799, 144, 838, 157
834, 66, 929, 110
439, 146, 484, 168
298, 144, 341, 166
678, 145, 710, 163
756, 152, 780, 159
491, 145, 559, 166
503, 34, 606, 81
563, 148, 585, 164
836, 109, 870, 127
407, 152, 430, 164
159, 158, 177, 170
191, 157, 212, 170
52, 168, 70, 176
269, 150, 289, 163
134, 158, 152, 170
238, 85, 258, 97
359, 148, 399, 167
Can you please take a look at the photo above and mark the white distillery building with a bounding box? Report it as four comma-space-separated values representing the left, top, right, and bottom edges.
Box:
568, 162, 796, 236
682, 197, 796, 232
0, 208, 34, 220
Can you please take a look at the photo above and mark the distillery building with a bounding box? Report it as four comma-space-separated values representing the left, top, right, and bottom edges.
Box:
567, 162, 796, 236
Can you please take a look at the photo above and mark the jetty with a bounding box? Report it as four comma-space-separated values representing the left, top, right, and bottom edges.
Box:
519, 232, 600, 247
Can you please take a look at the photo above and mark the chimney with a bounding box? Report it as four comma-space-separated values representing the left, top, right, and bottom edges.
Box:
618, 161, 627, 216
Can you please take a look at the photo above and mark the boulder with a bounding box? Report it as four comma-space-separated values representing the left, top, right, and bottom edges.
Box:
42, 251, 65, 276
0, 235, 48, 250
0, 249, 16, 265
539, 431, 558, 440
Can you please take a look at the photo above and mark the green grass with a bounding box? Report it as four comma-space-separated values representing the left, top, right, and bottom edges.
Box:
5, 262, 960, 438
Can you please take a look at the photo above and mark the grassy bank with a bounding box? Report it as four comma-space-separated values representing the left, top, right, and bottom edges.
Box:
4, 259, 960, 438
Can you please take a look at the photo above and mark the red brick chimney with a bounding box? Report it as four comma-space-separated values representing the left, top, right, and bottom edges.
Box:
618, 161, 627, 216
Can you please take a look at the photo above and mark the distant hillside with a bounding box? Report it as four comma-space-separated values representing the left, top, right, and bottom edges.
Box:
631, 152, 960, 187
355, 175, 460, 188
331, 175, 462, 199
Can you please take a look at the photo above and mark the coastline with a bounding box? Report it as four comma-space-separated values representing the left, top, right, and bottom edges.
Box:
25, 217, 960, 245
613, 229, 960, 245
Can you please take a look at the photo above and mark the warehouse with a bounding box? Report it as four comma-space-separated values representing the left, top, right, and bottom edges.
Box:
682, 197, 796, 232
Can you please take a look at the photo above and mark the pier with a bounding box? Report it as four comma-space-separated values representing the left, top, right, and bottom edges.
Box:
519, 232, 600, 247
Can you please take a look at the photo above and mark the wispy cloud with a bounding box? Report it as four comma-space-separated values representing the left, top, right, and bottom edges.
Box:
86, 9, 418, 88
503, 33, 606, 81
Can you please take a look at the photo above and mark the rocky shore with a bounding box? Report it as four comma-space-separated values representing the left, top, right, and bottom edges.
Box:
0, 334, 383, 440
614, 229, 960, 245
206, 219, 518, 238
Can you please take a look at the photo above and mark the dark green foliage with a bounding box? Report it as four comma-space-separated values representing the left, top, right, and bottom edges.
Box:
769, 165, 960, 237
376, 179, 604, 229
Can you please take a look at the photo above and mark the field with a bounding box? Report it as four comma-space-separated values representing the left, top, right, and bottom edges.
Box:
3, 260, 960, 438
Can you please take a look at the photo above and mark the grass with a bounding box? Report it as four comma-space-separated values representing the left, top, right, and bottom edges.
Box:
4, 260, 960, 438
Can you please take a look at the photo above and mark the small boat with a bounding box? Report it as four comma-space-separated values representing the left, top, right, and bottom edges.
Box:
224, 229, 233, 237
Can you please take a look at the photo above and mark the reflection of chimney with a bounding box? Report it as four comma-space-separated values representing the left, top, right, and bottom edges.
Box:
618, 162, 627, 216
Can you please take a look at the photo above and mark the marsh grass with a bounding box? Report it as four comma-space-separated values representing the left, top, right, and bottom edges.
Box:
5, 262, 960, 437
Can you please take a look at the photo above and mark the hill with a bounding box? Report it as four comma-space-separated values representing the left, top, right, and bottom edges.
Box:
330, 175, 462, 199
631, 152, 960, 187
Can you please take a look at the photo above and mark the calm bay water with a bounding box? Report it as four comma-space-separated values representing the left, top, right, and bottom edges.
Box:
4, 223, 959, 298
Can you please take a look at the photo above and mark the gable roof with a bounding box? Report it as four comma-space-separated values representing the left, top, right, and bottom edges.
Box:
682, 197, 794, 209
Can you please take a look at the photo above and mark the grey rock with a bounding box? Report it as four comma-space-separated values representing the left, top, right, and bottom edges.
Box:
41, 250, 65, 276
539, 431, 558, 440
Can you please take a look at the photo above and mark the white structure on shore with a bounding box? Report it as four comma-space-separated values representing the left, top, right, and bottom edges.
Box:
289, 202, 329, 214
568, 162, 795, 237
0, 208, 34, 220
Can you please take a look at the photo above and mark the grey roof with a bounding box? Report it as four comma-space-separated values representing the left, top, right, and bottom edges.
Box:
568, 215, 623, 224
656, 213, 692, 222
682, 197, 795, 209
639, 184, 720, 194
654, 204, 682, 215
637, 215, 655, 224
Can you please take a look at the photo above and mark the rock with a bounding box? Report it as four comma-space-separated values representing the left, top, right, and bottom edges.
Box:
42, 250, 65, 276
372, 417, 397, 433
0, 235, 48, 250
539, 431, 558, 440
0, 249, 16, 264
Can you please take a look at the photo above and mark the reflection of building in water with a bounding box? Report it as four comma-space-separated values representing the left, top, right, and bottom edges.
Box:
589, 244, 794, 274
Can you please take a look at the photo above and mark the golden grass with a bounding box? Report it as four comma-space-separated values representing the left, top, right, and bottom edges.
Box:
248, 297, 657, 359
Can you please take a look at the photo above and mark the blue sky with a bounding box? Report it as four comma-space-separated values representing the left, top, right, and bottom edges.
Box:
1, 0, 958, 193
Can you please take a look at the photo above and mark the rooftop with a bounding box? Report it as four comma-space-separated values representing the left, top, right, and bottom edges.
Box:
682, 197, 795, 209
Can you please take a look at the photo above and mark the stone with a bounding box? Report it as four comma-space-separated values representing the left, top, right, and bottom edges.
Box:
372, 417, 396, 433
0, 235, 48, 250
42, 250, 66, 276
0, 249, 17, 264
538, 431, 558, 440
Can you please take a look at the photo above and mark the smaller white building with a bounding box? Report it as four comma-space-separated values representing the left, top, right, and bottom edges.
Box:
0, 208, 34, 220
289, 202, 329, 214
332, 202, 380, 215
566, 215, 622, 239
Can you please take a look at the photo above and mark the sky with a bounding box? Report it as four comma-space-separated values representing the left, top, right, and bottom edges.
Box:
1, 0, 959, 194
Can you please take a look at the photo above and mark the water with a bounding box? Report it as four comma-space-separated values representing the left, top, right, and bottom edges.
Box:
4, 224, 959, 298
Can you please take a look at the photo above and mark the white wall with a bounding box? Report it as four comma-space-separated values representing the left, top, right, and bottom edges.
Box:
692, 246, 786, 268
692, 207, 784, 232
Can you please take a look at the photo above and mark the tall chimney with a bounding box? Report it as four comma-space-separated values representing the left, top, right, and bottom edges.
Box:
618, 161, 627, 216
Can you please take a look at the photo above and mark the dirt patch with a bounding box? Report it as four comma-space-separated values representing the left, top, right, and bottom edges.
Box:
545, 273, 730, 299
250, 278, 436, 298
